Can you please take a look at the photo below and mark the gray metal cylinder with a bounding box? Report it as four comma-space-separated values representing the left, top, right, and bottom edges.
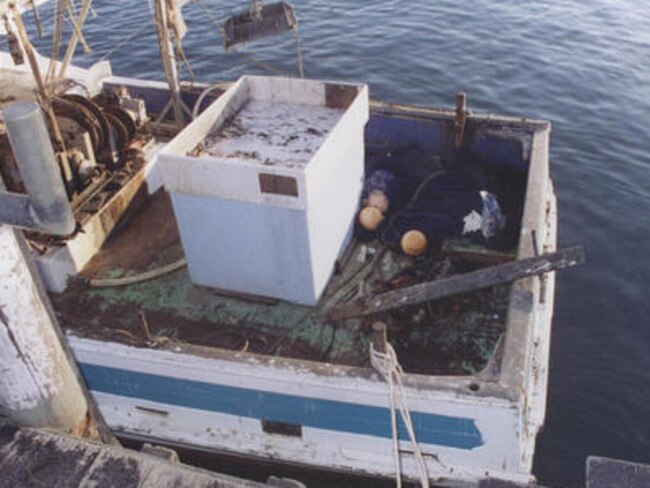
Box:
3, 102, 75, 235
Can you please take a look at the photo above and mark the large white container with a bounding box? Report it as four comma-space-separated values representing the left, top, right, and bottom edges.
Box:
159, 76, 369, 305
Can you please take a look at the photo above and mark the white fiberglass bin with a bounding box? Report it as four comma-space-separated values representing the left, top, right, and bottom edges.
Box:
159, 76, 369, 305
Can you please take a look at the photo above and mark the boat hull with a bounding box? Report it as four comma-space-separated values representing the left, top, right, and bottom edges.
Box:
69, 335, 530, 484
52, 75, 557, 485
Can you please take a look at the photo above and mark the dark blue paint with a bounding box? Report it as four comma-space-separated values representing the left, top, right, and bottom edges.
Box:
471, 131, 527, 173
79, 363, 483, 450
366, 115, 447, 155
366, 114, 528, 173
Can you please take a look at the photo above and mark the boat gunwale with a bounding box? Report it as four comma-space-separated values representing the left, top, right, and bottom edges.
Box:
106, 74, 552, 130
66, 331, 516, 401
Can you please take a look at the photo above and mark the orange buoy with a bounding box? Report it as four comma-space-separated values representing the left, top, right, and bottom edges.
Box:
358, 206, 384, 231
401, 230, 427, 256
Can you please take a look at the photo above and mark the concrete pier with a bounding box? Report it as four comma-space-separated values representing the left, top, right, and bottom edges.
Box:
587, 456, 650, 488
0, 224, 88, 431
0, 419, 296, 487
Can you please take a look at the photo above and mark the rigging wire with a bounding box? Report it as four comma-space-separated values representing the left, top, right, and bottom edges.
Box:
293, 23, 304, 78
46, 0, 66, 84
98, 23, 150, 61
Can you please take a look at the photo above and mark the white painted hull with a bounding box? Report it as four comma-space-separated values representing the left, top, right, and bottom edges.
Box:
68, 336, 526, 484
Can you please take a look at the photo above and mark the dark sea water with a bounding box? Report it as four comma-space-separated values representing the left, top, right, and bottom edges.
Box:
24, 1, 650, 486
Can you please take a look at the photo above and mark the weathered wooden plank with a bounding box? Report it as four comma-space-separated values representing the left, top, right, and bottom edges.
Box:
442, 240, 517, 265
328, 245, 585, 320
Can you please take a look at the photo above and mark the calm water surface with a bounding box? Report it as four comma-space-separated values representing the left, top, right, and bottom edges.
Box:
25, 1, 650, 486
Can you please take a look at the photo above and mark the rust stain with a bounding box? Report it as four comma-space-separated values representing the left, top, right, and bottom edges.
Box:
325, 83, 358, 109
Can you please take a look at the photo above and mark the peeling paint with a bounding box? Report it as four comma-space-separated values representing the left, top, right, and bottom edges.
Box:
0, 225, 87, 427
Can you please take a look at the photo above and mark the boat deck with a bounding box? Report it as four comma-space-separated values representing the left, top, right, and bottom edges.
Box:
52, 189, 513, 376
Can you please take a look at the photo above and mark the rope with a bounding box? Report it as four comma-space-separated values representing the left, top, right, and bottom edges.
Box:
230, 49, 291, 76
293, 24, 304, 78
195, 0, 221, 30
378, 169, 445, 246
175, 40, 195, 84
87, 258, 187, 287
192, 83, 223, 119
370, 342, 430, 488
98, 23, 150, 61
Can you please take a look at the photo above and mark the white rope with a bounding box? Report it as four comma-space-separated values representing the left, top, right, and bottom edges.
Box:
88, 258, 187, 287
370, 342, 430, 488
192, 83, 222, 119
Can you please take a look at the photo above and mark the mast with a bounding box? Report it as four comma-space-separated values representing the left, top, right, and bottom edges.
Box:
152, 0, 186, 126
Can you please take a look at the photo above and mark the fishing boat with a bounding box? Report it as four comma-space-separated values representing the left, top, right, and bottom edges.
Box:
0, 1, 572, 485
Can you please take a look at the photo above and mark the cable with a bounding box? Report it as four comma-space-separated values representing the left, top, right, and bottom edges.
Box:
87, 258, 186, 288
192, 83, 223, 119
293, 24, 304, 78
98, 23, 150, 62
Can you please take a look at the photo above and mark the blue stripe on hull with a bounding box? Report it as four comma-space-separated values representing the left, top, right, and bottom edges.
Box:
79, 363, 484, 450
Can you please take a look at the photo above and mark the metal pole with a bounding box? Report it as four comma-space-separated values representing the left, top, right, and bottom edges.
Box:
2, 102, 75, 235
153, 0, 184, 126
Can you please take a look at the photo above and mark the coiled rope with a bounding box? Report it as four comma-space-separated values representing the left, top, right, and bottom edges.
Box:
370, 341, 430, 488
